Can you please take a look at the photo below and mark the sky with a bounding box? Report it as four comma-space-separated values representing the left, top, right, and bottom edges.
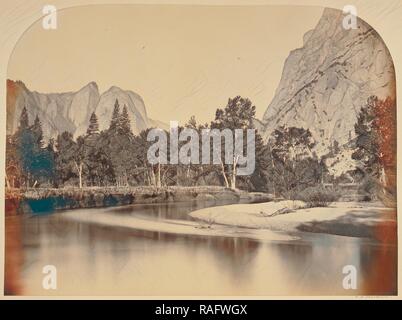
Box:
8, 4, 324, 124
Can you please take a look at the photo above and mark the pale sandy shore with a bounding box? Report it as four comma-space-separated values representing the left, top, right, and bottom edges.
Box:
189, 201, 396, 239
61, 208, 296, 242
61, 201, 396, 241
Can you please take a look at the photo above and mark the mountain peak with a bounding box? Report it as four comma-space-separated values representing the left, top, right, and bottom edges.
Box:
106, 85, 125, 93
78, 81, 99, 94
85, 81, 98, 89
261, 8, 395, 156
6, 79, 161, 140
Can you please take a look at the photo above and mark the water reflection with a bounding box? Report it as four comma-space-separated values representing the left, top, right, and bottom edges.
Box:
5, 200, 397, 296
112, 199, 239, 220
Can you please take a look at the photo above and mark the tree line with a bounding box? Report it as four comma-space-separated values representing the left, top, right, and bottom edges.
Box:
5, 95, 394, 198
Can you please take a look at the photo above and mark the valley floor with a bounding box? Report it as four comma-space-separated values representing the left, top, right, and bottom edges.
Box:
189, 201, 397, 241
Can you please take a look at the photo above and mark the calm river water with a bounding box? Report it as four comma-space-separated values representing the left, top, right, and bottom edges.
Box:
5, 200, 397, 296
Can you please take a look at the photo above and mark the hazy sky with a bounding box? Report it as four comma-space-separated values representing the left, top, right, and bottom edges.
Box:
8, 4, 324, 124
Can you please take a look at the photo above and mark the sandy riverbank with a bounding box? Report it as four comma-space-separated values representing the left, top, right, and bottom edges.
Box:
189, 201, 397, 240
61, 207, 295, 242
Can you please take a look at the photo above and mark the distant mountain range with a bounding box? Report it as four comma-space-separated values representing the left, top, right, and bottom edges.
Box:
258, 8, 395, 155
7, 79, 168, 141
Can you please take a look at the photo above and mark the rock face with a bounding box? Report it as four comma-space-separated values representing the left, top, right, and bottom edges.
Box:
260, 8, 396, 154
7, 80, 165, 140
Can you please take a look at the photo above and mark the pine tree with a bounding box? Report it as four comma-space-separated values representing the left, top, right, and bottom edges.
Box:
120, 105, 131, 134
110, 99, 120, 130
186, 116, 197, 129
19, 106, 29, 130
352, 96, 380, 176
17, 114, 54, 187
87, 112, 100, 135
31, 115, 44, 147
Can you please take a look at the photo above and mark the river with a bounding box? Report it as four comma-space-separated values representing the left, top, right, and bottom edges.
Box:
5, 199, 397, 296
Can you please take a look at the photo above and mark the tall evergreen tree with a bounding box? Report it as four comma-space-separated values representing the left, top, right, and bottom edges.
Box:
110, 99, 120, 130
19, 106, 29, 130
31, 115, 44, 148
55, 132, 77, 186
13, 109, 54, 187
352, 96, 380, 177
87, 112, 100, 135
120, 105, 131, 134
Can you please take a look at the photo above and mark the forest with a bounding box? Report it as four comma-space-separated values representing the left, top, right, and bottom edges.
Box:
5, 95, 395, 201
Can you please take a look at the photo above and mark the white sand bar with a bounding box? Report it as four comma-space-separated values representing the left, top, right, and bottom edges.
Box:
61, 208, 296, 242
189, 201, 395, 235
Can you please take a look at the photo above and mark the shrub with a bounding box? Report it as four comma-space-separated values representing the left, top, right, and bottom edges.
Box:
295, 186, 340, 208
